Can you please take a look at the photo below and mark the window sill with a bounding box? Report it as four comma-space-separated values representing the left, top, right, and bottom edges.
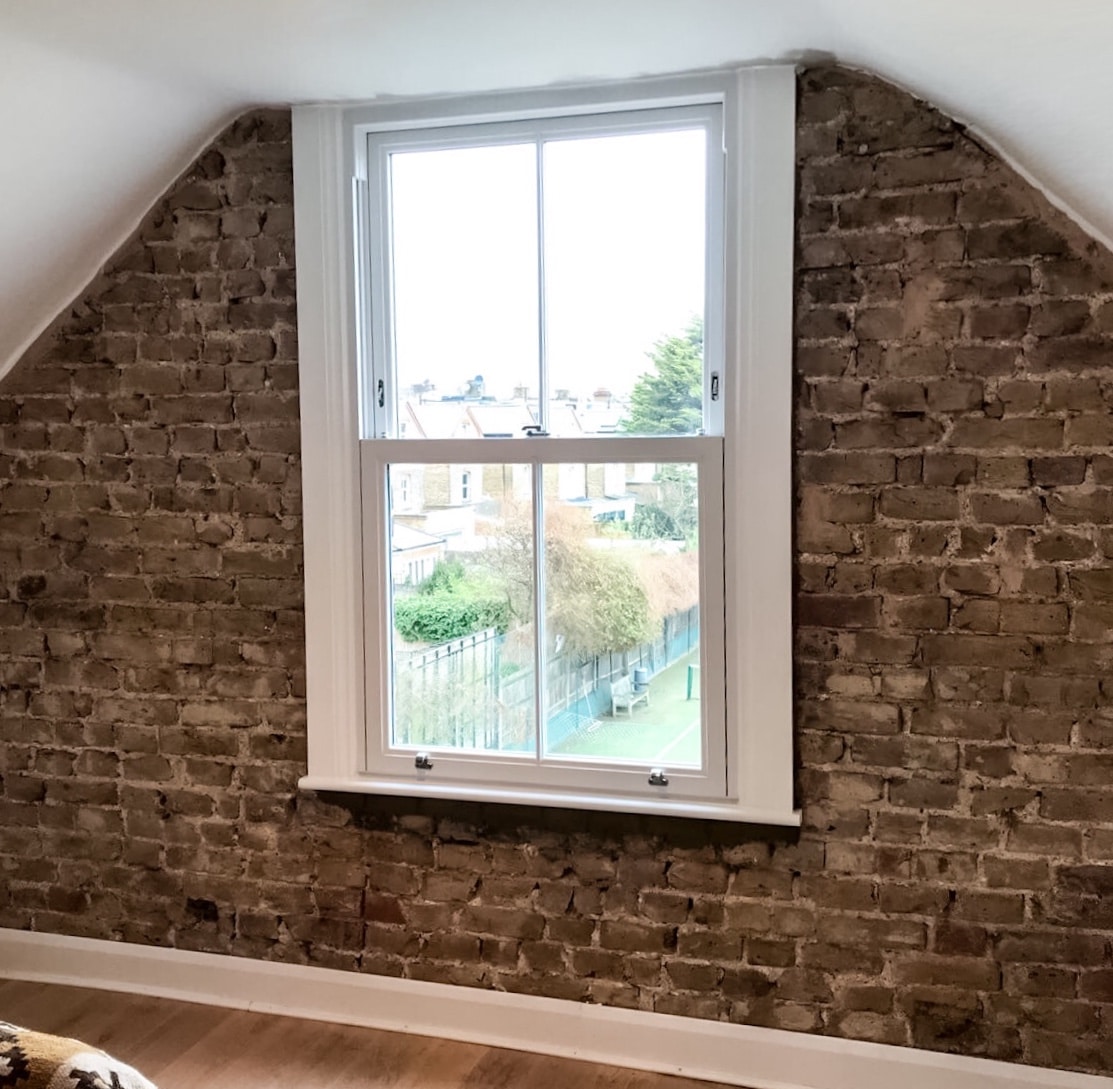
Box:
298, 774, 802, 826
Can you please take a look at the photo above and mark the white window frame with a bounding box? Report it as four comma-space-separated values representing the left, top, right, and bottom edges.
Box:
292, 65, 799, 825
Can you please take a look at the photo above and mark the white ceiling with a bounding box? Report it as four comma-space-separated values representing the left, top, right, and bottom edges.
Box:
4, 1, 1113, 374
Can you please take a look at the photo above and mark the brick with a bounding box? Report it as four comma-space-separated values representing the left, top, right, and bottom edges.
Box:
1078, 971, 1113, 1002
910, 707, 1006, 740
864, 380, 925, 412
835, 417, 944, 450
968, 305, 1030, 340
856, 736, 956, 774
875, 565, 938, 595
996, 930, 1106, 964
1030, 455, 1087, 488
969, 493, 1044, 525
952, 890, 1025, 925
948, 417, 1064, 450
921, 635, 1035, 669
929, 379, 985, 413
966, 222, 1068, 260
879, 488, 959, 521
799, 453, 895, 484
890, 201, 962, 250
1041, 791, 1113, 823
974, 457, 1030, 488
1069, 569, 1113, 600
1044, 377, 1102, 412
796, 345, 853, 377
1046, 489, 1113, 524
800, 487, 875, 524
801, 699, 900, 735
921, 454, 976, 487
875, 344, 946, 378
936, 264, 1031, 300
955, 185, 1034, 224
1066, 416, 1113, 447
999, 603, 1069, 635
886, 596, 948, 630
797, 595, 880, 629
1059, 865, 1113, 896
893, 954, 1001, 990
838, 631, 917, 664
878, 883, 948, 914
598, 920, 675, 953
1027, 336, 1113, 373
1029, 300, 1092, 337
874, 147, 984, 189
1028, 530, 1090, 565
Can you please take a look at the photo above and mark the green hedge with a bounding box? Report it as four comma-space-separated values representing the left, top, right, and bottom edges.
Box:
393, 562, 511, 643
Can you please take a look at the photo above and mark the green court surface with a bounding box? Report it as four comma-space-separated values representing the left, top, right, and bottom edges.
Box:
550, 649, 701, 765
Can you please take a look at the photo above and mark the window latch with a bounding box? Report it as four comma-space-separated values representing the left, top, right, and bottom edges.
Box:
377, 379, 385, 409
710, 372, 720, 402
521, 425, 548, 436
648, 768, 669, 787
414, 752, 433, 771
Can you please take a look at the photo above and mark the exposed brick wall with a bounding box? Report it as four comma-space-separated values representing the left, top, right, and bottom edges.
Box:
1, 68, 1112, 1075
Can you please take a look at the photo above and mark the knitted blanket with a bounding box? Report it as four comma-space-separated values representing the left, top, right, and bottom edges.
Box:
0, 1021, 156, 1089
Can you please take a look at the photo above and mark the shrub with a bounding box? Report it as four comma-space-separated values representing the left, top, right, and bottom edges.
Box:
394, 562, 511, 643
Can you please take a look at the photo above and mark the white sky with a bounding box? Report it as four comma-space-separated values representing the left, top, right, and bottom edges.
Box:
389, 128, 706, 402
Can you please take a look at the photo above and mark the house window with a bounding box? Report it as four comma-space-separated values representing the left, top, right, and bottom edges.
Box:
292, 66, 798, 824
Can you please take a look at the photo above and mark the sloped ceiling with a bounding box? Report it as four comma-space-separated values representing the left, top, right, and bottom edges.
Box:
3, 0, 1113, 373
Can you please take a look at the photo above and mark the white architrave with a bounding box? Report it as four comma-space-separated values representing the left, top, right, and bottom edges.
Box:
722, 65, 797, 818
292, 65, 800, 825
291, 106, 365, 782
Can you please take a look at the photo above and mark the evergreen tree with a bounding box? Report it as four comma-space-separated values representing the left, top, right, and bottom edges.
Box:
621, 318, 703, 435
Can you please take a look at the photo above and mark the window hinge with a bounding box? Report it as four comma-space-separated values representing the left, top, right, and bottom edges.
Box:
710, 372, 720, 401
648, 768, 669, 787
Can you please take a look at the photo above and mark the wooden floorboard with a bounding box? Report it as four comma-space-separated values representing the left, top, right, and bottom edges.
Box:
0, 979, 739, 1089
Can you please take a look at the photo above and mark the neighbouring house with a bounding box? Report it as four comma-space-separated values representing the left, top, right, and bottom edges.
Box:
390, 523, 447, 587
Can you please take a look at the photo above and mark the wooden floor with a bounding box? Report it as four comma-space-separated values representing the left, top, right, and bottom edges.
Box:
0, 979, 737, 1089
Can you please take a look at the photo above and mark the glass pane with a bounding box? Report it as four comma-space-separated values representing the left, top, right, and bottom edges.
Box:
389, 462, 536, 753
389, 144, 539, 428
543, 130, 706, 435
541, 462, 702, 767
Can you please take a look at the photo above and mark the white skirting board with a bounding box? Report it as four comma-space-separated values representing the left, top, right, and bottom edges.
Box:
0, 928, 1106, 1089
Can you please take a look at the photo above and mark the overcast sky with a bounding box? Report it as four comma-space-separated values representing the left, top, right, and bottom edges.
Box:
390, 127, 706, 402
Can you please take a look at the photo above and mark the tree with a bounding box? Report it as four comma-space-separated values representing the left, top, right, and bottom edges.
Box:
621, 317, 703, 435
631, 462, 699, 544
630, 504, 683, 541
494, 504, 653, 660
545, 530, 653, 659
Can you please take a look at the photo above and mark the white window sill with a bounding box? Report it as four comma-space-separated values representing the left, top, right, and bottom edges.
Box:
298, 775, 802, 826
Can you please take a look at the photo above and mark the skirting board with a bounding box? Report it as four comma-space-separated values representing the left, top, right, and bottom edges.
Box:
0, 928, 1106, 1089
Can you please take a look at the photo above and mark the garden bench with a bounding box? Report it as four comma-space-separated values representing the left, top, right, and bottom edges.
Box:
610, 674, 649, 716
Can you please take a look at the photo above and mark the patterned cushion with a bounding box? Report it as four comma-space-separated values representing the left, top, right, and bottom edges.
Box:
0, 1021, 157, 1089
